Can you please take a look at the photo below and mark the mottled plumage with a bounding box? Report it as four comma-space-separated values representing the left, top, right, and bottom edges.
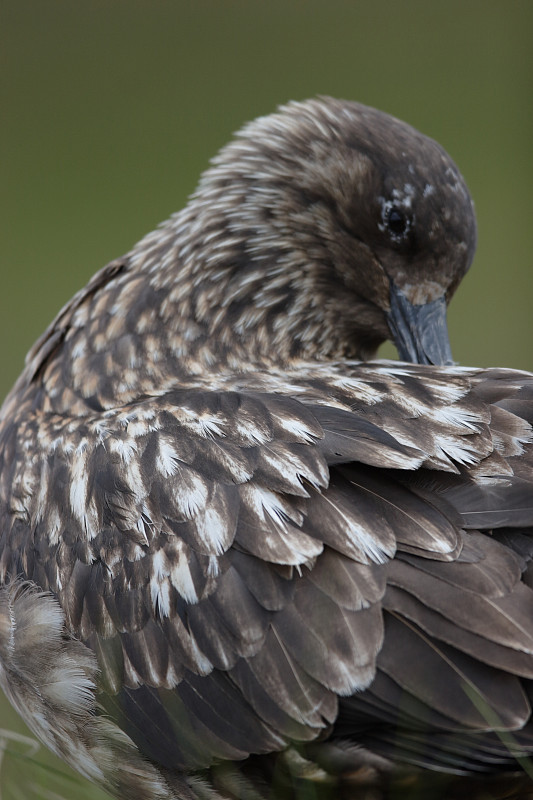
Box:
1, 98, 533, 800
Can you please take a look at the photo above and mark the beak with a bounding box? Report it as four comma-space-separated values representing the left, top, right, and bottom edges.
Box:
386, 281, 454, 366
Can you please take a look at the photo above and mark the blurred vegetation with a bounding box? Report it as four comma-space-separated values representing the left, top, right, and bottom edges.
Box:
0, 1, 532, 798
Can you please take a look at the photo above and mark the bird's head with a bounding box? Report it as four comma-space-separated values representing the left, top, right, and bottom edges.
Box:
22, 97, 478, 416
173, 97, 477, 366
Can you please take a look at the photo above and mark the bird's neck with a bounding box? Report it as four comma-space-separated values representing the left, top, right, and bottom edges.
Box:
124, 202, 385, 369
18, 203, 386, 416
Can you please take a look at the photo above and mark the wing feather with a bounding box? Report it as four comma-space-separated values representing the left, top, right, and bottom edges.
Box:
2, 362, 533, 777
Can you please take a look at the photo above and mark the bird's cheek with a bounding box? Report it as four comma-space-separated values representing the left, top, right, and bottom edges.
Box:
341, 241, 390, 308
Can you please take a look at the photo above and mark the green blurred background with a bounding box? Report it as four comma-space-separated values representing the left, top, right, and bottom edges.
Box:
0, 1, 532, 797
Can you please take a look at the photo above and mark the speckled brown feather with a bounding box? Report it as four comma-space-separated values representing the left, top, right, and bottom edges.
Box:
1, 98, 533, 800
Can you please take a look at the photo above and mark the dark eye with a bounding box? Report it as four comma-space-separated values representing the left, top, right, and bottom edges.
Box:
386, 206, 408, 237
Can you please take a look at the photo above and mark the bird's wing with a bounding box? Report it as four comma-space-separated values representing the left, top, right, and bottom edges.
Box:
1, 362, 533, 771
329, 368, 533, 773
338, 528, 533, 773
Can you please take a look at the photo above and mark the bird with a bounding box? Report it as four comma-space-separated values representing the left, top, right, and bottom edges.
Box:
1, 96, 533, 800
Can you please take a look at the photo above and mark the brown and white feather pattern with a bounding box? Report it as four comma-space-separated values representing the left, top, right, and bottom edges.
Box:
1, 97, 533, 799
2, 361, 533, 790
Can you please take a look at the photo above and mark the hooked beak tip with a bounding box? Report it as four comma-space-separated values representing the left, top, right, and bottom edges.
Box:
386, 283, 454, 367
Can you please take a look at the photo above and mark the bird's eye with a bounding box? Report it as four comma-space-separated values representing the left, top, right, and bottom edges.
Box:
386, 206, 408, 237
